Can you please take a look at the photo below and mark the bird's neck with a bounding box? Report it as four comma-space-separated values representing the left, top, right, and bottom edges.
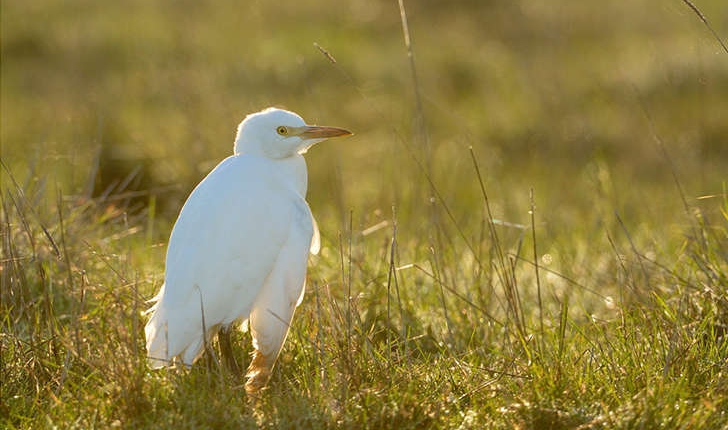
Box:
277, 155, 308, 197
233, 142, 308, 197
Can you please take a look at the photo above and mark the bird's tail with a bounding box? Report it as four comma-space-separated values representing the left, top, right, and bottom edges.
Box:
144, 285, 171, 368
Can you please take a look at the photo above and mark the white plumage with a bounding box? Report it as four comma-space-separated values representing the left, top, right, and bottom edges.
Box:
144, 108, 350, 393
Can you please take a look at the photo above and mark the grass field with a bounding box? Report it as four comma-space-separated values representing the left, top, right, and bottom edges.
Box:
2, 0, 728, 428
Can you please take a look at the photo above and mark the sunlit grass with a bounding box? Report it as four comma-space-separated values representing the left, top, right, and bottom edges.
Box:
2, 0, 727, 428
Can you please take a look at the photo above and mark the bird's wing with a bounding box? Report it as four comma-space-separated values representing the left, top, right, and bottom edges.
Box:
146, 155, 312, 363
309, 211, 320, 255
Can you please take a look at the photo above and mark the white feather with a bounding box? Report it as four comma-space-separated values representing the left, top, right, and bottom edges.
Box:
144, 108, 350, 377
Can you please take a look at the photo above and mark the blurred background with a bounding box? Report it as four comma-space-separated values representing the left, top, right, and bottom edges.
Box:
3, 2, 728, 425
2, 0, 727, 262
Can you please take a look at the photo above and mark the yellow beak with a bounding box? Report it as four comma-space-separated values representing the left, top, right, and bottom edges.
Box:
297, 125, 353, 140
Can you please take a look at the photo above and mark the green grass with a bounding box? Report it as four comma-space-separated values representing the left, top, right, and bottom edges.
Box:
2, 0, 728, 428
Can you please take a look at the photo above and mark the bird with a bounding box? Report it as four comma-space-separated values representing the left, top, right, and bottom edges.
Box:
144, 107, 351, 394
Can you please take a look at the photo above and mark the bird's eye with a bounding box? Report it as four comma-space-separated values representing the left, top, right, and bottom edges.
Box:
276, 126, 288, 135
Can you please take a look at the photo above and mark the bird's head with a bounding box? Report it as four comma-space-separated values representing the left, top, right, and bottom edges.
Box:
233, 108, 352, 159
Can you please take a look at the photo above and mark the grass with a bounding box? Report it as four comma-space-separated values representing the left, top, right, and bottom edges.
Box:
2, 0, 728, 428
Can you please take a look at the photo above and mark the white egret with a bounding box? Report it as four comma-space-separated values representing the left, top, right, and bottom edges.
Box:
144, 107, 351, 394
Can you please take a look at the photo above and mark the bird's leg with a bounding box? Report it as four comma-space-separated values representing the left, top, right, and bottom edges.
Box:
245, 306, 296, 396
244, 349, 276, 396
218, 326, 241, 375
